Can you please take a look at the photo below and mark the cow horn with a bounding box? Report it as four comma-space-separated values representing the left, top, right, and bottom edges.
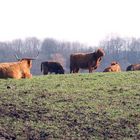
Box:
14, 54, 21, 61
20, 51, 40, 60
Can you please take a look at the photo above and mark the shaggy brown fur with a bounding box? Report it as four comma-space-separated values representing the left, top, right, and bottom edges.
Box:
103, 61, 121, 72
70, 48, 105, 73
126, 64, 140, 71
0, 59, 32, 79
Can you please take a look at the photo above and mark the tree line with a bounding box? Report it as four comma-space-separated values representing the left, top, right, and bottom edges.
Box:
0, 36, 140, 74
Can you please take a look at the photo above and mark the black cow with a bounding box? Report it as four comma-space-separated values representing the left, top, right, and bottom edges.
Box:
126, 64, 140, 71
41, 61, 64, 75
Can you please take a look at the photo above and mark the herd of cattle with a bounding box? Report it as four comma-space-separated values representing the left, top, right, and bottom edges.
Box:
0, 48, 140, 79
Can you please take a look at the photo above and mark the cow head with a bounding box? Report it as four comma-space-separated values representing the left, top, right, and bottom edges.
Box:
111, 61, 118, 65
94, 48, 105, 64
20, 58, 33, 68
14, 54, 33, 68
58, 68, 65, 74
96, 48, 105, 58
15, 51, 39, 75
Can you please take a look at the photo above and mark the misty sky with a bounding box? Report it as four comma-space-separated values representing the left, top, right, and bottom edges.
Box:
0, 0, 140, 46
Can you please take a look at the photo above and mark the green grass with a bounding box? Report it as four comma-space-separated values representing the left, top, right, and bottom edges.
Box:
0, 71, 140, 139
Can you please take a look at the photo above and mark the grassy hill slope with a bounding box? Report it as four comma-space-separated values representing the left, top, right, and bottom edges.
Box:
0, 72, 140, 139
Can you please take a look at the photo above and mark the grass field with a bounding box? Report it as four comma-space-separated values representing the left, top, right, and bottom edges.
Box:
0, 71, 140, 139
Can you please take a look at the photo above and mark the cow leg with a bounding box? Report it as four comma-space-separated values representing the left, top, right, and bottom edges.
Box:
70, 66, 73, 73
23, 73, 32, 78
43, 68, 48, 75
73, 68, 79, 73
70, 64, 78, 73
44, 71, 48, 75
75, 68, 79, 73
12, 72, 22, 79
70, 67, 75, 73
89, 67, 93, 73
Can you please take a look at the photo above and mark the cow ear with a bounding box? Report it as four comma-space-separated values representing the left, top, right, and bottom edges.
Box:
27, 60, 32, 67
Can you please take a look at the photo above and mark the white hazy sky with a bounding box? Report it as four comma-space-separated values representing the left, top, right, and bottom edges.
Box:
0, 0, 140, 46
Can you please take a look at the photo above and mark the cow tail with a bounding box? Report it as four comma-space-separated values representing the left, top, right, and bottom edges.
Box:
41, 63, 43, 72
70, 55, 74, 73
